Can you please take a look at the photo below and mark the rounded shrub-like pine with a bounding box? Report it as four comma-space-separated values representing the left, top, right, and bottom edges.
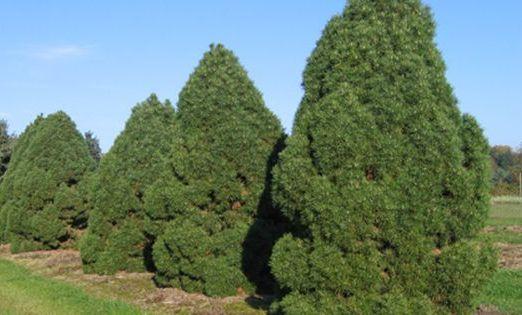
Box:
0, 112, 95, 252
270, 1, 496, 313
80, 94, 177, 274
146, 44, 285, 297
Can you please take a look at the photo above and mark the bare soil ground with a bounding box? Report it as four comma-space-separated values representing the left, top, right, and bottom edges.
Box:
497, 243, 522, 269
482, 225, 522, 269
0, 245, 266, 315
483, 225, 522, 234
476, 305, 503, 315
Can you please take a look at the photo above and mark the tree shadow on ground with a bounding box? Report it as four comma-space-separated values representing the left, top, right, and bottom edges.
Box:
244, 295, 277, 311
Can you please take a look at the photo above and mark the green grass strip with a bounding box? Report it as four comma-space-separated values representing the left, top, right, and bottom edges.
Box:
479, 230, 522, 244
488, 203, 522, 227
475, 269, 522, 315
0, 259, 142, 315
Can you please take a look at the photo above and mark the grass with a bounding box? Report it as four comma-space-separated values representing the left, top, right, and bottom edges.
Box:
479, 229, 522, 244
482, 201, 522, 244
224, 301, 270, 315
492, 196, 522, 204
0, 259, 142, 315
476, 269, 522, 315
477, 201, 522, 314
487, 202, 522, 227
0, 247, 265, 315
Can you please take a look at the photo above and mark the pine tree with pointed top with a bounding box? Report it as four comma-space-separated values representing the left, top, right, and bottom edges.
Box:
80, 94, 177, 274
147, 44, 285, 297
270, 1, 496, 313
0, 116, 44, 243
0, 112, 95, 252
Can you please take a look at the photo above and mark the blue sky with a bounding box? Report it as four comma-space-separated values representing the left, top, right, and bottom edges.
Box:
0, 1, 520, 151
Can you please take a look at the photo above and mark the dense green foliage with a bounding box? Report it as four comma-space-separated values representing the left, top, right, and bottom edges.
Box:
0, 112, 95, 252
270, 1, 496, 314
80, 95, 177, 274
147, 44, 285, 297
0, 117, 42, 243
0, 119, 16, 180
458, 114, 492, 236
491, 145, 522, 195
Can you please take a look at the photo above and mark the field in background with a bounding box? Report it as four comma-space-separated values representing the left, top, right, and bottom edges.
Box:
0, 200, 521, 315
477, 198, 522, 314
491, 196, 522, 205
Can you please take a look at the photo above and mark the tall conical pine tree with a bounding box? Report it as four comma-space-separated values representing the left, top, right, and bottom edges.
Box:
0, 116, 44, 243
0, 112, 95, 252
80, 94, 177, 274
270, 1, 496, 313
146, 44, 285, 297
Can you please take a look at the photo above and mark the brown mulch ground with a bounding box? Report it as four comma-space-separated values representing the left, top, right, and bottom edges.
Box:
476, 305, 504, 315
497, 243, 522, 269
483, 225, 522, 234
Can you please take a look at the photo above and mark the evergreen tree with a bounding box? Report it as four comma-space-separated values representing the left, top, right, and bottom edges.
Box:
0, 117, 43, 243
270, 1, 496, 313
80, 94, 177, 274
84, 131, 102, 164
147, 44, 285, 297
0, 112, 95, 252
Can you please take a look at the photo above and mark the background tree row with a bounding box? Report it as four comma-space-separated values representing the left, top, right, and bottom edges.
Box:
491, 145, 522, 195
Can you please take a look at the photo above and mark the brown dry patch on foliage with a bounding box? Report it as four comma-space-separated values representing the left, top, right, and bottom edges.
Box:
497, 243, 522, 269
0, 245, 266, 314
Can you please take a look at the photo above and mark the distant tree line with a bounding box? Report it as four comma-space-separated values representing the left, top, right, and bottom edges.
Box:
491, 145, 522, 196
0, 120, 17, 180
0, 1, 497, 314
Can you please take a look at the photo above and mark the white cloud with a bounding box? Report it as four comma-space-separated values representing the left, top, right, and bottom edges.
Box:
29, 45, 91, 61
0, 112, 9, 118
